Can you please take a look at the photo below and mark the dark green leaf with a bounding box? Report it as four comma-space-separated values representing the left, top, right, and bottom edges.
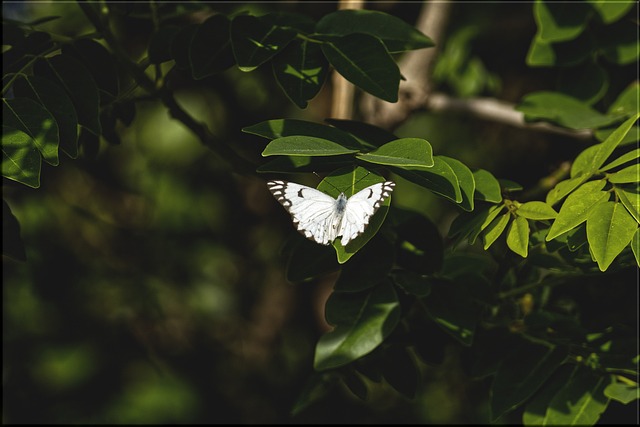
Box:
381, 346, 419, 399
527, 30, 596, 67
544, 370, 612, 425
392, 270, 431, 297
341, 370, 368, 400
316, 9, 434, 53
244, 118, 361, 149
391, 157, 462, 204
2, 199, 26, 261
272, 39, 329, 109
473, 169, 502, 203
314, 281, 401, 371
523, 364, 578, 425
257, 154, 353, 173
284, 235, 340, 283
534, 1, 591, 43
335, 234, 394, 292
290, 373, 337, 417
170, 24, 198, 70
190, 15, 235, 79
62, 39, 119, 102
607, 82, 639, 118
230, 15, 296, 72
324, 118, 397, 149
262, 135, 359, 157
1, 125, 41, 188
557, 62, 609, 105
149, 26, 181, 64
598, 20, 639, 65
321, 33, 400, 103
357, 138, 434, 168
439, 156, 475, 211
391, 209, 443, 275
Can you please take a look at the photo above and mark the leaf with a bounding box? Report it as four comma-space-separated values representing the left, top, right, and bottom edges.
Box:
604, 382, 639, 405
230, 15, 296, 72
261, 135, 359, 157
62, 39, 119, 102
526, 31, 594, 68
334, 235, 394, 292
507, 215, 530, 257
557, 62, 608, 106
392, 209, 444, 275
13, 75, 79, 158
546, 180, 609, 241
169, 24, 198, 70
517, 91, 623, 130
544, 370, 612, 425
586, 201, 638, 271
599, 148, 640, 172
523, 364, 577, 426
33, 55, 102, 135
356, 138, 434, 168
534, 1, 591, 43
631, 228, 640, 267
272, 39, 329, 109
483, 212, 510, 250
473, 169, 502, 203
149, 26, 181, 64
315, 9, 434, 53
490, 343, 568, 421
2, 199, 26, 261
449, 203, 505, 247
607, 163, 639, 184
257, 154, 353, 173
190, 14, 235, 79
607, 81, 639, 118
284, 236, 339, 283
546, 174, 591, 206
598, 20, 639, 65
616, 186, 640, 223
290, 373, 337, 417
320, 33, 400, 103
1, 125, 41, 188
392, 270, 431, 297
589, 0, 634, 24
517, 201, 558, 220
314, 281, 401, 371
324, 118, 397, 149
391, 157, 462, 203
3, 97, 59, 165
439, 156, 475, 212
571, 115, 640, 177
342, 370, 368, 400
381, 346, 420, 399
243, 118, 361, 149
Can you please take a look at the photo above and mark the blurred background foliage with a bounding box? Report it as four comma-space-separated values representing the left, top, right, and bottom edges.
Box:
2, 1, 637, 424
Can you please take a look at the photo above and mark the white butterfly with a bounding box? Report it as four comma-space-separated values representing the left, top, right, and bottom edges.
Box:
267, 180, 395, 246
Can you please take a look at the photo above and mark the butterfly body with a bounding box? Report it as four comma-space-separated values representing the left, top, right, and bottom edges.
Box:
267, 180, 395, 246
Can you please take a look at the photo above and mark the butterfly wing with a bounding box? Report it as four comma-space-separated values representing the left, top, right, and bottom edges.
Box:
338, 181, 395, 246
267, 180, 342, 245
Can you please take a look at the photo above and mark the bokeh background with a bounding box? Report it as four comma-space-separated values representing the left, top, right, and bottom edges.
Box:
3, 1, 637, 424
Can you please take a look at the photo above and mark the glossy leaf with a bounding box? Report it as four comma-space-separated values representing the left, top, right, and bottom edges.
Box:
391, 157, 462, 203
1, 125, 41, 188
544, 370, 612, 425
272, 39, 328, 109
3, 97, 59, 166
607, 163, 639, 184
586, 201, 638, 271
324, 118, 397, 149
473, 169, 502, 203
334, 235, 394, 292
507, 215, 530, 257
491, 343, 568, 421
615, 186, 639, 223
356, 138, 434, 168
517, 201, 558, 220
13, 75, 79, 158
190, 14, 235, 79
257, 155, 353, 173
316, 9, 433, 53
321, 33, 400, 103
439, 156, 475, 211
314, 281, 400, 371
546, 180, 609, 241
482, 212, 510, 250
244, 118, 361, 149
33, 55, 102, 135
262, 135, 359, 157
230, 15, 296, 72
285, 236, 339, 283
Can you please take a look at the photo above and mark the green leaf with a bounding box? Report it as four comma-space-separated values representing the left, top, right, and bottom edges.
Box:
2, 199, 27, 261
598, 20, 639, 65
607, 163, 639, 184
589, 0, 634, 24
169, 24, 198, 70
321, 33, 400, 103
272, 39, 329, 109
604, 382, 639, 405
546, 180, 609, 241
149, 25, 181, 64
324, 118, 397, 149
449, 203, 505, 247
631, 228, 640, 267
3, 97, 59, 166
516, 91, 622, 130
290, 373, 336, 417
473, 169, 502, 203
315, 9, 434, 53
190, 14, 235, 79
544, 370, 612, 425
557, 62, 608, 106
335, 235, 394, 292
33, 55, 102, 135
534, 1, 591, 43
322, 167, 392, 263
391, 157, 462, 203
314, 281, 400, 371
523, 364, 577, 426
1, 125, 41, 188
62, 39, 119, 102
586, 201, 638, 271
356, 138, 434, 168
517, 201, 558, 220
438, 156, 475, 211
546, 173, 591, 206
482, 212, 510, 250
285, 236, 339, 283
230, 15, 296, 72
392, 210, 444, 274
342, 370, 368, 400
507, 215, 530, 257
599, 148, 640, 172
243, 118, 361, 149
13, 75, 79, 158
607, 82, 639, 118
571, 115, 640, 177
392, 270, 431, 297
257, 154, 353, 173
595, 125, 639, 147
616, 186, 639, 223
262, 135, 359, 157
491, 343, 568, 421
381, 346, 420, 399
526, 31, 594, 67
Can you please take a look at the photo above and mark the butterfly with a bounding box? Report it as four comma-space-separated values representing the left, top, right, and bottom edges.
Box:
267, 180, 395, 246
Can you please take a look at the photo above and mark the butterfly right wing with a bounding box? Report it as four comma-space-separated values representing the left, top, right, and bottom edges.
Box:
267, 180, 341, 245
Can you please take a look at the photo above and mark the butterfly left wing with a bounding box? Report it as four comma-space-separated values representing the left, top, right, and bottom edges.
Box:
267, 180, 342, 245
338, 181, 395, 246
